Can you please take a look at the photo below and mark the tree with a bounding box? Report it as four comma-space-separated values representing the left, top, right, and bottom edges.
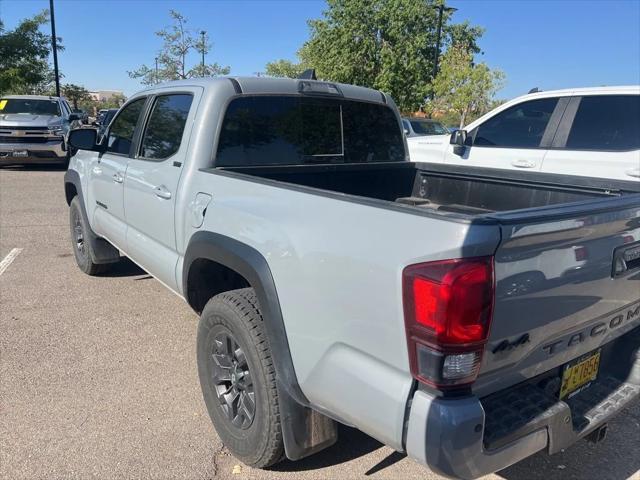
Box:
0, 10, 63, 95
62, 83, 91, 110
264, 59, 307, 79
431, 45, 505, 128
263, 1, 484, 113
128, 10, 230, 85
101, 93, 126, 109
444, 21, 484, 56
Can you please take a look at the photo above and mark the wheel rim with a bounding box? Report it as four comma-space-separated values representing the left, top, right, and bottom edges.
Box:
211, 332, 255, 429
73, 212, 86, 256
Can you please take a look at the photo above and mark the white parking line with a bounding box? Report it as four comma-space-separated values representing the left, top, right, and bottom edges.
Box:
0, 248, 23, 276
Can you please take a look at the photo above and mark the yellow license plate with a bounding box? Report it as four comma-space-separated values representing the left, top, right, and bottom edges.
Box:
560, 350, 600, 400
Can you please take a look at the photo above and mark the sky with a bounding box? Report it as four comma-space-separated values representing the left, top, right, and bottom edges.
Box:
1, 0, 639, 100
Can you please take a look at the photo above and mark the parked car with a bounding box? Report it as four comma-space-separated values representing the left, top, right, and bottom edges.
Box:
94, 109, 109, 126
407, 86, 640, 181
64, 77, 640, 479
96, 108, 119, 139
402, 117, 449, 137
72, 108, 89, 124
0, 95, 82, 166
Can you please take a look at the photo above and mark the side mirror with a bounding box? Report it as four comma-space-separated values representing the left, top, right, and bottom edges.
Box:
68, 128, 102, 152
450, 129, 467, 146
403, 128, 409, 136
68, 113, 81, 121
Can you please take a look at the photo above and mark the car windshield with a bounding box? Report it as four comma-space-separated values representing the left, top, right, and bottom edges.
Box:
0, 98, 61, 116
409, 120, 448, 135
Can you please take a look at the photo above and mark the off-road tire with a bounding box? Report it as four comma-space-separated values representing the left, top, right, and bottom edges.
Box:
197, 288, 284, 468
69, 196, 110, 275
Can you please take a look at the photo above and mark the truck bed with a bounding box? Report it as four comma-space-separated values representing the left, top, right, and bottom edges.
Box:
217, 162, 640, 217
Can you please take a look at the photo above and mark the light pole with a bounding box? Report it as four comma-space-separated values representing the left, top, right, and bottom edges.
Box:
200, 31, 206, 76
49, 0, 61, 97
155, 57, 159, 84
432, 3, 457, 80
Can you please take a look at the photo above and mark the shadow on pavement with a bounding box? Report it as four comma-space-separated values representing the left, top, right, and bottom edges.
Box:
101, 257, 146, 278
497, 421, 640, 480
0, 163, 68, 172
270, 424, 405, 474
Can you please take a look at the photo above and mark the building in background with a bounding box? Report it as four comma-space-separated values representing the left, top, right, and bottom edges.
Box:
88, 90, 125, 102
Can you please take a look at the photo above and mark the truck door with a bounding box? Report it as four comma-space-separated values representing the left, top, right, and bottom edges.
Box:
443, 97, 564, 172
540, 94, 640, 180
123, 92, 196, 291
88, 97, 147, 249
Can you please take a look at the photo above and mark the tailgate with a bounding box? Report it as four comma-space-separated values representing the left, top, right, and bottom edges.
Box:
475, 195, 640, 396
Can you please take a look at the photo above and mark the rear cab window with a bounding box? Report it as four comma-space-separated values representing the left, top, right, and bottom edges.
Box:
215, 96, 404, 166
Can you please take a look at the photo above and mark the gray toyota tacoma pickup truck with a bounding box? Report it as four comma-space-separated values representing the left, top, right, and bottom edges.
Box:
0, 95, 81, 166
63, 77, 640, 479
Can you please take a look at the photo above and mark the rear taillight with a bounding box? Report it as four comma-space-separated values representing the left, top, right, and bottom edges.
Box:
403, 256, 494, 389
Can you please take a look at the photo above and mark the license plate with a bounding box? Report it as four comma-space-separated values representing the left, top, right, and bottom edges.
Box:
12, 150, 28, 158
559, 350, 600, 400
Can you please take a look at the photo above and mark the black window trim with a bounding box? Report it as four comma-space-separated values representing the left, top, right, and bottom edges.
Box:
135, 91, 195, 163
549, 94, 640, 153
210, 93, 405, 168
103, 96, 150, 158
467, 96, 565, 151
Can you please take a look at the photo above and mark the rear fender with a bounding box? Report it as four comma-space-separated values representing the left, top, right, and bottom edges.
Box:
183, 231, 337, 460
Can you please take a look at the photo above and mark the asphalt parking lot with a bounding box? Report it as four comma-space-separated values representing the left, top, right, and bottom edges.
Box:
1, 166, 639, 480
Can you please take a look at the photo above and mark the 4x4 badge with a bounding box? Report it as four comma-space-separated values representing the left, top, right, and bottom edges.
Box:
492, 333, 530, 354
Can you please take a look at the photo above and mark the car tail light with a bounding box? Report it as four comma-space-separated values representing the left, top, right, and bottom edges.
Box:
403, 256, 494, 389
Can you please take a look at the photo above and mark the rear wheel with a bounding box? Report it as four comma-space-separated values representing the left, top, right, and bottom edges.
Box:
69, 196, 110, 275
197, 288, 284, 468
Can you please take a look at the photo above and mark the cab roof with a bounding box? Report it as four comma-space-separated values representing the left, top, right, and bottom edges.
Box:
136, 76, 390, 105
1, 95, 63, 101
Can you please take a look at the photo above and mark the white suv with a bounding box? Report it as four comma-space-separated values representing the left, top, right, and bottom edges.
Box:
407, 86, 640, 181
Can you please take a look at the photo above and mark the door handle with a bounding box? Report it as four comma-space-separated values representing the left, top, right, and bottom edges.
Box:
112, 172, 124, 183
154, 185, 172, 199
92, 166, 102, 175
511, 159, 536, 168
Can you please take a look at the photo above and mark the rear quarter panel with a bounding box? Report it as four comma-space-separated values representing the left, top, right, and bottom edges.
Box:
183, 170, 501, 449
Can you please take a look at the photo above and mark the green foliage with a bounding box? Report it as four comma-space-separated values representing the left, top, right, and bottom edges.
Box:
128, 10, 230, 86
0, 10, 63, 95
431, 45, 504, 128
295, 0, 446, 112
62, 83, 91, 110
444, 21, 484, 56
264, 59, 307, 79
101, 93, 126, 109
263, 0, 488, 113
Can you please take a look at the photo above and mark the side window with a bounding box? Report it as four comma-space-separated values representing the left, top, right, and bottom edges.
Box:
106, 98, 146, 156
566, 95, 640, 151
139, 94, 193, 160
402, 119, 411, 132
473, 98, 559, 148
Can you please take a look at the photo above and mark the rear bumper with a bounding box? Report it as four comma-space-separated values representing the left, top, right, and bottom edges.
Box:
0, 139, 66, 163
405, 328, 640, 479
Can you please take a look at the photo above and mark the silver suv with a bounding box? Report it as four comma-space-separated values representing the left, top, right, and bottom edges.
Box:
0, 95, 82, 166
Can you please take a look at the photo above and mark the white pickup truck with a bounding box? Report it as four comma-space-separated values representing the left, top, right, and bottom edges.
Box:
64, 77, 640, 479
408, 86, 640, 181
